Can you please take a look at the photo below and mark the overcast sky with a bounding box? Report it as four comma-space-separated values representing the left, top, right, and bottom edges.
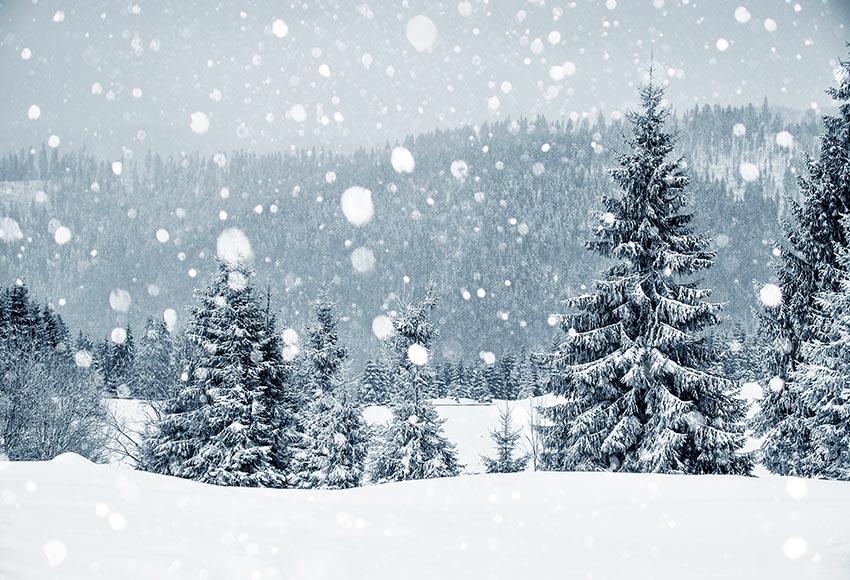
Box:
1, 0, 848, 157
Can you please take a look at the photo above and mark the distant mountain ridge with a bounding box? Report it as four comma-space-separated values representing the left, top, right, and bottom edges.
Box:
0, 103, 822, 367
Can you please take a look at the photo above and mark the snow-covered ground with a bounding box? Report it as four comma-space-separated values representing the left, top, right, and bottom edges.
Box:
2, 452, 849, 580
3, 397, 848, 579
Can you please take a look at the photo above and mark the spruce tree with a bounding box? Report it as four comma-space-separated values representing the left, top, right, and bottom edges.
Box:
469, 367, 492, 403
359, 359, 390, 404
295, 292, 369, 488
141, 259, 295, 487
539, 80, 751, 475
134, 316, 178, 399
369, 288, 461, 482
482, 403, 528, 473
785, 219, 850, 480
110, 325, 135, 398
754, 52, 850, 474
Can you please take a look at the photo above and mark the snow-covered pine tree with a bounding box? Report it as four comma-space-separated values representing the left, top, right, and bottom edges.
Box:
785, 218, 850, 480
141, 259, 295, 487
538, 79, 751, 475
469, 367, 492, 403
295, 292, 369, 489
369, 288, 461, 482
134, 316, 178, 399
359, 359, 391, 404
299, 389, 370, 489
110, 325, 135, 397
448, 362, 469, 400
496, 353, 518, 400
482, 403, 528, 473
754, 52, 850, 475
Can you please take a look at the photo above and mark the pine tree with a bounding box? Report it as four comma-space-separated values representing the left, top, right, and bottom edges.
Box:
538, 80, 751, 475
295, 292, 369, 489
134, 316, 178, 399
785, 220, 850, 480
110, 325, 135, 397
359, 359, 390, 404
482, 403, 528, 473
141, 259, 295, 487
469, 367, 492, 403
300, 389, 370, 489
754, 52, 850, 475
369, 288, 461, 482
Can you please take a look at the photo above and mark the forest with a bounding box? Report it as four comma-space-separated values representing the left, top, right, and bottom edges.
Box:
2, 53, 849, 486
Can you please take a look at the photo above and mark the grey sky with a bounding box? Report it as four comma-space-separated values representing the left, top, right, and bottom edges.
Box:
1, 0, 847, 157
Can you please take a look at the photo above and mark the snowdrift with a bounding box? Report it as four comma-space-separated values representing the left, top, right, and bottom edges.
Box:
2, 453, 849, 580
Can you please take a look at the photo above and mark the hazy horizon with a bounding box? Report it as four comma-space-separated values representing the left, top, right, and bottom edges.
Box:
1, 0, 847, 160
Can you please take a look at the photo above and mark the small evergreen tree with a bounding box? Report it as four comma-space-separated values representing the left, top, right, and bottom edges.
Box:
134, 316, 178, 399
482, 403, 528, 473
295, 292, 369, 488
369, 288, 461, 482
110, 325, 135, 397
359, 359, 391, 404
538, 80, 751, 475
469, 367, 492, 403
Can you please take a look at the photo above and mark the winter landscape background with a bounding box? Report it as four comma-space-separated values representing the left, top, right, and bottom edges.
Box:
2, 1, 850, 579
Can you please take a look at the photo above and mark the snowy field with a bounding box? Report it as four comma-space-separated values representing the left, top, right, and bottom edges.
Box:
2, 453, 849, 580
1, 398, 848, 580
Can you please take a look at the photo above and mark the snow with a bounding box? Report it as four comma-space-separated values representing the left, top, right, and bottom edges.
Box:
108, 289, 132, 313
776, 130, 795, 148
289, 104, 307, 123
189, 112, 210, 135
764, 18, 778, 32
216, 228, 253, 266
2, 449, 848, 579
450, 160, 468, 179
110, 327, 127, 345
27, 105, 40, 120
734, 6, 751, 24
0, 217, 23, 243
53, 225, 71, 245
391, 147, 416, 173
759, 283, 783, 308
340, 186, 374, 226
271, 19, 289, 39
351, 246, 376, 273
406, 343, 429, 366
281, 327, 299, 346
73, 350, 92, 368
406, 15, 437, 53
739, 161, 760, 182
371, 315, 395, 340
47, 135, 60, 148
162, 308, 177, 331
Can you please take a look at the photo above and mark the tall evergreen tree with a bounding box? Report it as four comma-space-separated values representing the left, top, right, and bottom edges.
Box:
482, 403, 528, 473
785, 219, 850, 480
538, 80, 751, 475
754, 52, 850, 474
141, 259, 296, 487
369, 288, 461, 482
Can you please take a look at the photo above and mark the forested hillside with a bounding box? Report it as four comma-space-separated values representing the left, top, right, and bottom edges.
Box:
0, 102, 819, 367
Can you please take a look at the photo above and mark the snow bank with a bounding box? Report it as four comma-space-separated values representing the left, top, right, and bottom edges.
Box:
1, 456, 848, 579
